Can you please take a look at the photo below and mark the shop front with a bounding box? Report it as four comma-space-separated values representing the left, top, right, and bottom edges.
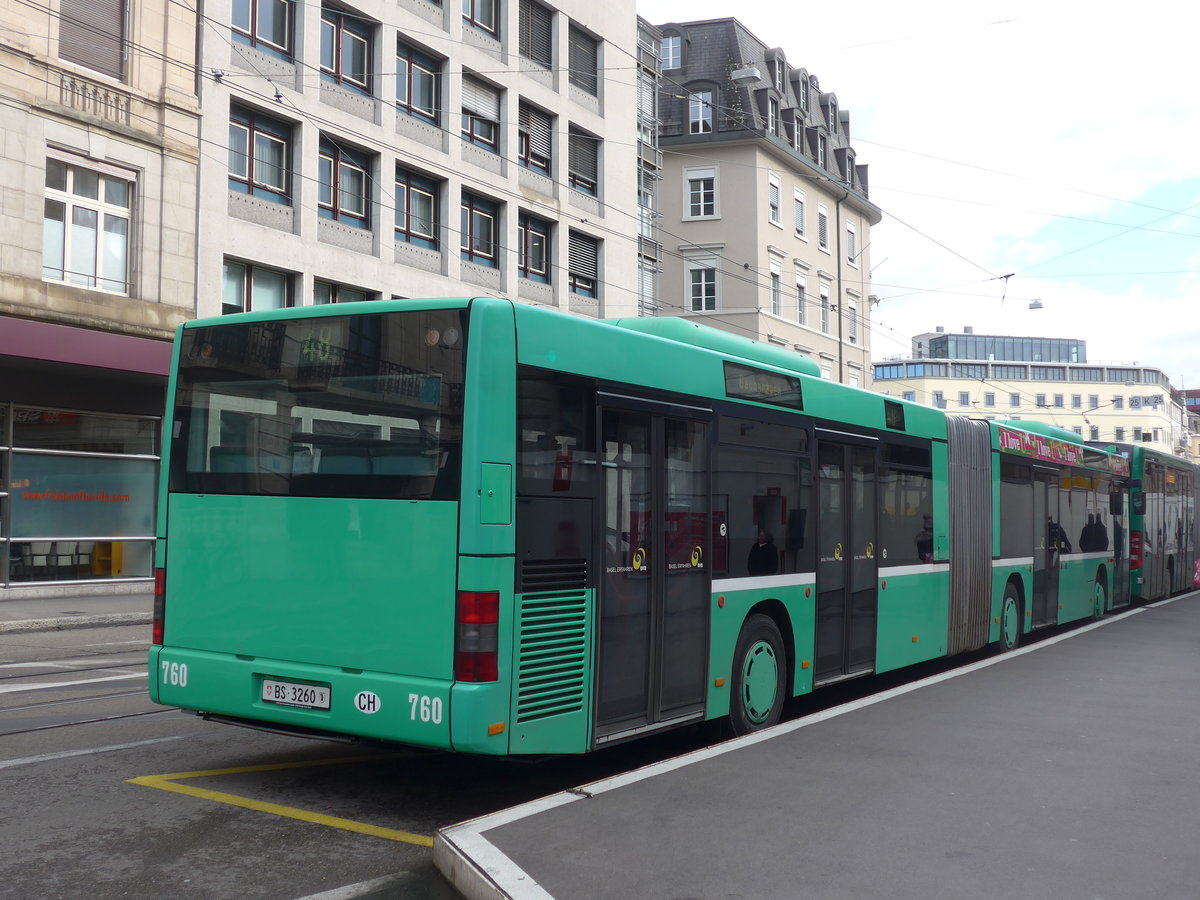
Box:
1, 317, 170, 590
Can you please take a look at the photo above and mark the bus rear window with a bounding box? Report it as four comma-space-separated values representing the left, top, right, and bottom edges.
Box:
170, 310, 467, 500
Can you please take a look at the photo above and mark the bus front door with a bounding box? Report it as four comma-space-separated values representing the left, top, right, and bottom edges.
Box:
594, 402, 710, 744
814, 440, 878, 685
1032, 469, 1060, 627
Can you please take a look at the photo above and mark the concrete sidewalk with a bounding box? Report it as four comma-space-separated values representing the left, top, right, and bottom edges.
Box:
0, 584, 153, 633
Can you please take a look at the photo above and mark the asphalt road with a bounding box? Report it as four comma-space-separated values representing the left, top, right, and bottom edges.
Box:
0, 624, 718, 899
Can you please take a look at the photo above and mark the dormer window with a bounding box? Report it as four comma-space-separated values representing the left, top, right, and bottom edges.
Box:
827, 98, 838, 134
773, 57, 785, 91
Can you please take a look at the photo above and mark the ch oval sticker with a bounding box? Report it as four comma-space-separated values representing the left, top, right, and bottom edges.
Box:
354, 691, 382, 714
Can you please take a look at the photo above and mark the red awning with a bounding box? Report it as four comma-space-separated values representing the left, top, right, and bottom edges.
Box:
0, 316, 172, 376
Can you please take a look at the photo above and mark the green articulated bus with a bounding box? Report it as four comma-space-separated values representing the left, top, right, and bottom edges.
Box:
149, 298, 1124, 755
1100, 443, 1198, 603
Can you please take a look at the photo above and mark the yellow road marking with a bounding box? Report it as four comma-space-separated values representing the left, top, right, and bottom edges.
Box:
128, 755, 434, 847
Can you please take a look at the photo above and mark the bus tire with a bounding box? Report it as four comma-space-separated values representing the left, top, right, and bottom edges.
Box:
998, 582, 1022, 652
1093, 569, 1108, 619
730, 614, 786, 737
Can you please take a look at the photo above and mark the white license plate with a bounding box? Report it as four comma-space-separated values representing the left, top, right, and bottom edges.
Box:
261, 679, 330, 710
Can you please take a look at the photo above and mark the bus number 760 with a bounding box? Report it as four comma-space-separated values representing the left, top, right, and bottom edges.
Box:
408, 693, 443, 724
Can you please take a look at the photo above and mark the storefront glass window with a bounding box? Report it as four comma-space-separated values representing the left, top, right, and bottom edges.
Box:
4, 404, 158, 585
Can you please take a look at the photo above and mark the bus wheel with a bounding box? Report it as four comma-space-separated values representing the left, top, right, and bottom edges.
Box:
999, 583, 1022, 652
1093, 573, 1108, 619
730, 614, 786, 736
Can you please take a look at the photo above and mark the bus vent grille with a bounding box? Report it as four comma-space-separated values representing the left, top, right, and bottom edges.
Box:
516, 591, 589, 724
520, 558, 587, 593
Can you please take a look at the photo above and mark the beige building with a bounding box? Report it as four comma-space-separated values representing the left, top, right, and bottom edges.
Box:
653, 18, 882, 385
1, 0, 200, 588
872, 329, 1190, 457
199, 0, 641, 319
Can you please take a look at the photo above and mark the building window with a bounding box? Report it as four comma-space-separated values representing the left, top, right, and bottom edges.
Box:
223, 260, 291, 314
793, 189, 806, 237
687, 259, 717, 311
688, 90, 713, 134
1035, 394, 1047, 408
1133, 427, 1143, 442
1071, 394, 1082, 409
846, 223, 857, 265
661, 34, 680, 69
1010, 393, 1020, 408
518, 0, 552, 68
568, 231, 599, 296
314, 281, 372, 304
817, 134, 827, 169
461, 76, 501, 151
983, 393, 995, 407
320, 7, 371, 93
59, 0, 126, 79
795, 276, 806, 324
42, 156, 133, 294
460, 192, 498, 267
819, 284, 830, 333
1089, 425, 1100, 441
769, 263, 782, 315
318, 138, 370, 228
773, 58, 785, 91
767, 173, 781, 225
1114, 427, 1125, 442
932, 391, 946, 410
1088, 394, 1099, 409
518, 213, 551, 282
463, 0, 498, 37
518, 103, 553, 174
685, 167, 717, 218
847, 300, 858, 344
768, 98, 779, 135
817, 204, 829, 250
568, 128, 599, 195
395, 166, 438, 249
228, 106, 291, 203
396, 41, 439, 123
957, 391, 970, 407
1053, 394, 1064, 408
902, 391, 915, 402
798, 76, 808, 112
568, 25, 598, 96
1113, 395, 1124, 409
231, 0, 291, 57
827, 98, 838, 133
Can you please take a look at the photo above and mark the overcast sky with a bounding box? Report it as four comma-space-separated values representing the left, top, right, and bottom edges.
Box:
635, 0, 1200, 388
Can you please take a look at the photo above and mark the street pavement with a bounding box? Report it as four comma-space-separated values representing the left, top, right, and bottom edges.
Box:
0, 586, 152, 633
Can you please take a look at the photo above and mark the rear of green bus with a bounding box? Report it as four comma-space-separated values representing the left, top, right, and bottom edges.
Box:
148, 299, 518, 754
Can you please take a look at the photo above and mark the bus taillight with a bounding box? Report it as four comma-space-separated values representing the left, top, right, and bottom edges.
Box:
1130, 532, 1143, 570
455, 590, 499, 682
152, 568, 166, 646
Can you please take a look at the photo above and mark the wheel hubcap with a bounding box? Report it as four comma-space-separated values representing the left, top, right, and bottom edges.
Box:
742, 640, 779, 724
1002, 597, 1019, 647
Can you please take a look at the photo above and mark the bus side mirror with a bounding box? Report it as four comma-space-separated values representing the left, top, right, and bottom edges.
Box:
1109, 493, 1123, 516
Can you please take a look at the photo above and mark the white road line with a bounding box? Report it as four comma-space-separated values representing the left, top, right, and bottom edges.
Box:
0, 672, 146, 694
0, 737, 181, 771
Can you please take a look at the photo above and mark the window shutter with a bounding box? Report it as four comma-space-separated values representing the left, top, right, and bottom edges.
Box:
568, 26, 598, 95
637, 77, 655, 119
60, 0, 125, 79
568, 131, 597, 181
520, 105, 553, 158
461, 76, 500, 119
519, 0, 553, 68
569, 232, 599, 279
